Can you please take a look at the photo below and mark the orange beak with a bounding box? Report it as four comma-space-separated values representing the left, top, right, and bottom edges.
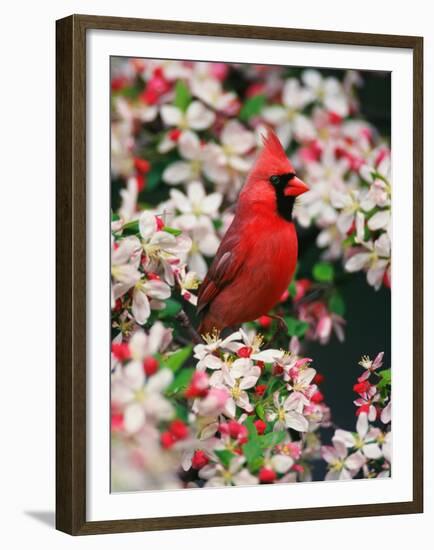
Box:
283, 176, 309, 197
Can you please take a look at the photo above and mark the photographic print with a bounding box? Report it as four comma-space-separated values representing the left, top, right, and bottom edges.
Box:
110, 57, 392, 492
56, 15, 423, 534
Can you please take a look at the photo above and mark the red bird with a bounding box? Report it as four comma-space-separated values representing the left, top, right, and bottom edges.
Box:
197, 129, 309, 335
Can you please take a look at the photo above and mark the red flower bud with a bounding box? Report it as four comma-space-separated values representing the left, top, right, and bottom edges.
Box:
237, 346, 252, 358
160, 431, 176, 449
227, 420, 244, 439
258, 315, 272, 328
311, 390, 324, 404
111, 76, 128, 91
254, 420, 267, 435
328, 111, 343, 125
169, 419, 189, 441
184, 371, 209, 399
135, 173, 145, 192
155, 216, 165, 230
191, 450, 209, 470
255, 384, 267, 397
111, 412, 124, 432
111, 342, 131, 362
259, 468, 277, 484
383, 269, 391, 288
356, 404, 370, 416
168, 128, 182, 142
313, 373, 324, 385
139, 88, 159, 105
133, 157, 151, 173
143, 357, 159, 376
353, 381, 371, 394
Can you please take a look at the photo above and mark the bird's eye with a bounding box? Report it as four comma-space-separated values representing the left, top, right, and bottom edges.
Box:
270, 175, 280, 185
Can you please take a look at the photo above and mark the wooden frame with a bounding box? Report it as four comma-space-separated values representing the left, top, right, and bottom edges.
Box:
56, 14, 424, 535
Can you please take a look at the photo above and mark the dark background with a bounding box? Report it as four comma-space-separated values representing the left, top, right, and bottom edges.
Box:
304, 69, 391, 431
301, 69, 391, 478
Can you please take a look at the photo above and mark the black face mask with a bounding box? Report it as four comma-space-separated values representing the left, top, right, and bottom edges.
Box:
269, 173, 297, 221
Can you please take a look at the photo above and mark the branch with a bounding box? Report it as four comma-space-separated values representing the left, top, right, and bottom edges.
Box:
175, 309, 202, 344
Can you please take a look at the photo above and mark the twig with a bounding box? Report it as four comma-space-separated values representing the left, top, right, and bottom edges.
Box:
175, 309, 203, 344
173, 334, 191, 347
267, 314, 288, 348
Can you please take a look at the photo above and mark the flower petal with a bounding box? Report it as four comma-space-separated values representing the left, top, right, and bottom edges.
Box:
160, 105, 182, 126
186, 100, 215, 130
145, 279, 171, 300
368, 210, 390, 231
124, 403, 145, 434
179, 130, 201, 160
132, 289, 151, 325
271, 454, 294, 474
163, 161, 192, 184
363, 443, 383, 460
345, 451, 365, 471
356, 411, 369, 439
170, 188, 192, 214
285, 411, 309, 432
345, 252, 371, 272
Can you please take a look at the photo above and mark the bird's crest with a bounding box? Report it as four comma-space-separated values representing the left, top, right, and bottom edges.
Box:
250, 128, 295, 180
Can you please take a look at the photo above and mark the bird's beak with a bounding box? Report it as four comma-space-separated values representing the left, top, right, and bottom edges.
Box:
283, 176, 309, 197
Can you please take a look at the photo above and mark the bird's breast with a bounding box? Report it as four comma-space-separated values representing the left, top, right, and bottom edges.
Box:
221, 220, 298, 323
245, 221, 297, 287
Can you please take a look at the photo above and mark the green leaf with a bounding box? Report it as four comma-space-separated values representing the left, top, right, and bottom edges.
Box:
174, 80, 192, 112
163, 345, 192, 373
112, 211, 120, 222
259, 431, 286, 449
165, 367, 194, 395
342, 234, 357, 248
158, 298, 182, 319
288, 280, 297, 298
244, 416, 259, 440
239, 94, 266, 122
215, 449, 235, 469
119, 85, 141, 100
146, 161, 166, 192
377, 368, 391, 390
313, 261, 335, 282
163, 226, 182, 237
265, 377, 280, 397
284, 316, 309, 338
213, 219, 223, 231
362, 170, 389, 185
328, 291, 346, 316
174, 402, 189, 422
248, 456, 264, 472
122, 220, 140, 236
242, 439, 263, 469
255, 403, 266, 421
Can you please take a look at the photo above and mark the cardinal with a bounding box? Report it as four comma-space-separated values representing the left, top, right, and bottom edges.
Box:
197, 129, 309, 336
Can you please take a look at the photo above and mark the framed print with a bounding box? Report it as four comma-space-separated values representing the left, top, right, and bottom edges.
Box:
56, 14, 423, 535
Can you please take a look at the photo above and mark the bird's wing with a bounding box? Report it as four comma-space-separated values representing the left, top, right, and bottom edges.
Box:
197, 230, 244, 315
